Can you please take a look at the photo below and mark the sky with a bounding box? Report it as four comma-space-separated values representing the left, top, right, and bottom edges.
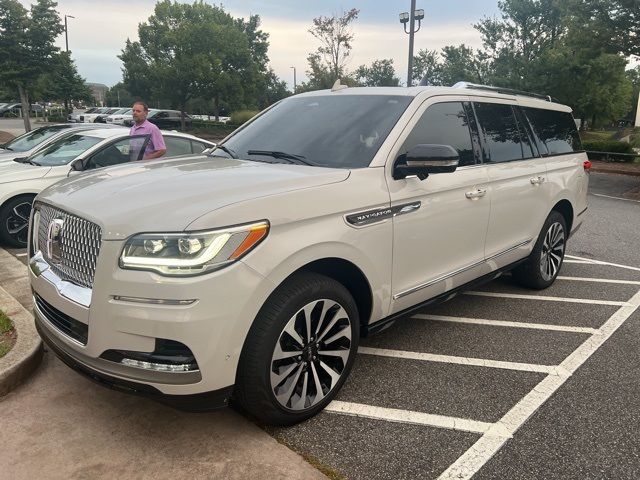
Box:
15, 0, 506, 88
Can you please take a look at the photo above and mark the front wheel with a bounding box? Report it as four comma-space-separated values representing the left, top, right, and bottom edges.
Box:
235, 272, 359, 426
0, 195, 35, 248
512, 211, 567, 289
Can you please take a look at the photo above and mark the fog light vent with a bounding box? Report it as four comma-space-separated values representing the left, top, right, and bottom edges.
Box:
101, 339, 199, 372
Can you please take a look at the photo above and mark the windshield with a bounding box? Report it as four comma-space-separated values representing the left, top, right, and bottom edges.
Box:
2, 125, 70, 152
29, 133, 103, 166
223, 94, 413, 168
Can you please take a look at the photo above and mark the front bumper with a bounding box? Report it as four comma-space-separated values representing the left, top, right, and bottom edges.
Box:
29, 238, 273, 398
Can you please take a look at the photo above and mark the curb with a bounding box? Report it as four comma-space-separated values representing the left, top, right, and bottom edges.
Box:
0, 253, 43, 397
591, 166, 640, 177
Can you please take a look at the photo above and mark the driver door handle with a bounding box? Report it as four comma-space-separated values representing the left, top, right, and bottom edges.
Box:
465, 188, 487, 199
530, 175, 546, 185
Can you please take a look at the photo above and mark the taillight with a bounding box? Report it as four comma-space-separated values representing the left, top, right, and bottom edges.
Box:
583, 160, 592, 171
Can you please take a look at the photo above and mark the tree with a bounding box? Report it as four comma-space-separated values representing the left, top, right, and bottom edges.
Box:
37, 52, 92, 110
120, 1, 276, 127
355, 59, 400, 87
412, 50, 443, 86
0, 0, 63, 131
308, 9, 359, 81
104, 82, 135, 108
439, 45, 489, 85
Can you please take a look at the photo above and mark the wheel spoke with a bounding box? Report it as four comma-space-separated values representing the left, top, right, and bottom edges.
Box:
271, 361, 298, 386
322, 323, 351, 346
318, 348, 350, 363
310, 362, 326, 405
318, 359, 341, 387
272, 341, 302, 361
7, 221, 28, 235
317, 306, 347, 343
283, 321, 305, 349
274, 363, 303, 406
12, 202, 31, 221
291, 370, 309, 410
301, 303, 315, 342
314, 300, 336, 337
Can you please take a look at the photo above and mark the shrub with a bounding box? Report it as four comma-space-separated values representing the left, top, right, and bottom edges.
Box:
230, 110, 259, 125
583, 140, 636, 162
46, 114, 67, 123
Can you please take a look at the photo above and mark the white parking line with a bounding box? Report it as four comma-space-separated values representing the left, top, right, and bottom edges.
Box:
563, 259, 597, 264
358, 346, 561, 375
557, 276, 640, 285
465, 291, 629, 306
592, 193, 640, 203
325, 401, 509, 437
438, 288, 640, 479
565, 255, 640, 273
14, 253, 27, 257
413, 314, 599, 335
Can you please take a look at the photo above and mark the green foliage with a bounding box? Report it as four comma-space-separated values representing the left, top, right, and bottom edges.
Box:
230, 110, 259, 125
120, 1, 280, 127
355, 59, 400, 87
583, 140, 635, 162
0, 0, 63, 130
0, 310, 11, 334
104, 82, 135, 108
300, 9, 360, 91
36, 51, 92, 104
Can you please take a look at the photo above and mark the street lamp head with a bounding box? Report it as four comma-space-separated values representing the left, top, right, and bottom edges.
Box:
414, 9, 425, 21
65, 14, 75, 19
399, 12, 409, 24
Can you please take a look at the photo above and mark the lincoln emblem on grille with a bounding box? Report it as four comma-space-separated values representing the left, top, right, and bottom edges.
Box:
46, 218, 64, 265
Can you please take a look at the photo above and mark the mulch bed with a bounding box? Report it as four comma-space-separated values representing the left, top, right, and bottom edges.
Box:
0, 131, 15, 144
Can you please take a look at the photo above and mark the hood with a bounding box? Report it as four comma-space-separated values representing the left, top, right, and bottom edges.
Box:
0, 161, 51, 184
38, 156, 350, 240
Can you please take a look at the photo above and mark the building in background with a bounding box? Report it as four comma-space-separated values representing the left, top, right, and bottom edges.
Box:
86, 82, 108, 106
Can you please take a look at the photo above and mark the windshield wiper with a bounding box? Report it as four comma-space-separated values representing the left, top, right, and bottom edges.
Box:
246, 150, 315, 166
13, 157, 40, 166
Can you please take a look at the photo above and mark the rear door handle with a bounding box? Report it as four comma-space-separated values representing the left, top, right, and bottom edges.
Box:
465, 188, 487, 199
530, 176, 546, 185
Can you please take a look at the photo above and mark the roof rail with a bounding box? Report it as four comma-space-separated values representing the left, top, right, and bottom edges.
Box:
452, 81, 552, 102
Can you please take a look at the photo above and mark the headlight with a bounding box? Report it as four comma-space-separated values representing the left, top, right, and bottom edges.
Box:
119, 220, 269, 276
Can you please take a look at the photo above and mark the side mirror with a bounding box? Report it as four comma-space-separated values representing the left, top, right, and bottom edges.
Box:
70, 159, 84, 171
393, 144, 459, 181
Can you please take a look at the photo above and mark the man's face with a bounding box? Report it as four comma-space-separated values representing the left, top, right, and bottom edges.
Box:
132, 104, 147, 124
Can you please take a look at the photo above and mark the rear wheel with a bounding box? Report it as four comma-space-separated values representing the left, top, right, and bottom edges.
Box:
0, 195, 35, 248
235, 272, 359, 426
512, 211, 566, 289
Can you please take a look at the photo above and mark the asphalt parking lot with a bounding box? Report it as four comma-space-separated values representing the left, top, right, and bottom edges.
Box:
2, 172, 640, 479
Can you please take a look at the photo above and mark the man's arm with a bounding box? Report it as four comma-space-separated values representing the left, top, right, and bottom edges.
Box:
143, 126, 167, 159
145, 148, 167, 159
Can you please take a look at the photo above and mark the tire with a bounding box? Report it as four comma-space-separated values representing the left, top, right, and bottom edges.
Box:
235, 272, 360, 426
0, 195, 35, 248
512, 211, 567, 289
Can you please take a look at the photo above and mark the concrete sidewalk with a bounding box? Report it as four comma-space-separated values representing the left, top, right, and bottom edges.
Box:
0, 248, 326, 480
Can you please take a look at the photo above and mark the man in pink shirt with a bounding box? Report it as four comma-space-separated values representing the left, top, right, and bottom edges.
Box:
130, 101, 167, 159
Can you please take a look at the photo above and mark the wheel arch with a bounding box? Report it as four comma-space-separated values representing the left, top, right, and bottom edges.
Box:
552, 199, 573, 234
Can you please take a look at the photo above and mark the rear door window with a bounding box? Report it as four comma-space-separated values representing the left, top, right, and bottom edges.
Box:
522, 108, 581, 155
164, 136, 193, 156
474, 102, 528, 163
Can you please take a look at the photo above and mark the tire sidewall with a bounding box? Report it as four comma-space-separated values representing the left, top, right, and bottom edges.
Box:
0, 195, 34, 248
238, 273, 360, 425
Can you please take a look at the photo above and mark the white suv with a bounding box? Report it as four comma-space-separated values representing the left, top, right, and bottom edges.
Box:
29, 83, 589, 425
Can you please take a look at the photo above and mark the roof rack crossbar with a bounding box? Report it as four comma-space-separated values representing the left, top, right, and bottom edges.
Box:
452, 81, 552, 102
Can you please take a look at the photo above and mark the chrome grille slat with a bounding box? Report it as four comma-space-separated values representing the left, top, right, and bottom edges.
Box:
36, 204, 102, 288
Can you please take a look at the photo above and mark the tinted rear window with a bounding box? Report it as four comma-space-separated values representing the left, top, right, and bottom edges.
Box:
224, 95, 413, 168
474, 102, 528, 163
523, 107, 581, 155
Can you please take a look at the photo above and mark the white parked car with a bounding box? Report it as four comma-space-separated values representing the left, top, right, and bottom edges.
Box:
0, 128, 214, 247
105, 108, 133, 125
0, 124, 118, 164
28, 83, 589, 425
79, 107, 111, 123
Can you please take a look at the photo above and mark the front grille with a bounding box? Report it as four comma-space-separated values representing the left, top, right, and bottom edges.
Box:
36, 204, 102, 289
35, 293, 88, 345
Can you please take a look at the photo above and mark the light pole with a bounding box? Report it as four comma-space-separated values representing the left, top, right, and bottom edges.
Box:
290, 66, 297, 93
399, 2, 424, 87
64, 14, 75, 52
